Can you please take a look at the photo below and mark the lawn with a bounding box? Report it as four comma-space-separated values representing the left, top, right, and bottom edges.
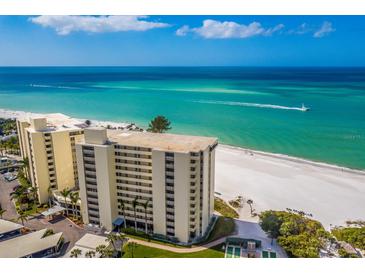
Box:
204, 216, 236, 243
122, 243, 225, 258
123, 233, 190, 248
214, 197, 239, 219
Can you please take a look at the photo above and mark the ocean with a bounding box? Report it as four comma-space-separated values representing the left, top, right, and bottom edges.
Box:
0, 67, 364, 169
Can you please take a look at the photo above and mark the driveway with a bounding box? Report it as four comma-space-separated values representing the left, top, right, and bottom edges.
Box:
0, 174, 86, 256
25, 215, 86, 255
0, 174, 18, 220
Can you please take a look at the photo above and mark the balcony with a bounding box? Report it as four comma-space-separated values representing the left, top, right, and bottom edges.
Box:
166, 186, 174, 192
84, 163, 95, 169
166, 200, 174, 206
85, 170, 97, 177
83, 156, 95, 162
165, 156, 174, 162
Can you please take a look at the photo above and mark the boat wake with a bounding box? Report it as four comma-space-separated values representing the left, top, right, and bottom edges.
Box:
29, 84, 81, 90
193, 100, 309, 111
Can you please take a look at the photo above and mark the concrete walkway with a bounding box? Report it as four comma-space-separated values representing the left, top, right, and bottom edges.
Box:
128, 236, 228, 253
126, 218, 286, 256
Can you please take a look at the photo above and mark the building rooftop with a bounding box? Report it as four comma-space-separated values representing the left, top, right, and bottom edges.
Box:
0, 219, 23, 235
107, 130, 218, 153
63, 233, 109, 258
19, 113, 86, 133
0, 228, 63, 258
74, 233, 108, 250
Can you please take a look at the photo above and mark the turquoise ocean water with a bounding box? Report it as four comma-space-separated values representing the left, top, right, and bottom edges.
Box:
0, 67, 364, 169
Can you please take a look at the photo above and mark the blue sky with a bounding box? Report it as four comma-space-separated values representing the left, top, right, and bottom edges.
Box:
0, 15, 364, 66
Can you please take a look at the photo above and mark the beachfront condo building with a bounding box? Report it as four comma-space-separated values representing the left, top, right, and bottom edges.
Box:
76, 128, 217, 243
16, 114, 85, 204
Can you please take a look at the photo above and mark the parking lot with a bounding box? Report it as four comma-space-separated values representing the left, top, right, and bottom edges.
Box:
0, 174, 86, 255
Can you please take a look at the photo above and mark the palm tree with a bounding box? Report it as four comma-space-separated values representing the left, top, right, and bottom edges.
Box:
147, 116, 171, 133
106, 233, 118, 252
70, 192, 80, 219
28, 186, 38, 202
0, 209, 6, 219
60, 188, 71, 216
119, 199, 127, 229
17, 211, 29, 225
85, 250, 96, 258
132, 197, 138, 231
96, 244, 113, 258
47, 186, 53, 208
96, 244, 106, 257
142, 199, 149, 234
128, 242, 138, 258
247, 199, 254, 216
20, 157, 30, 179
70, 248, 82, 258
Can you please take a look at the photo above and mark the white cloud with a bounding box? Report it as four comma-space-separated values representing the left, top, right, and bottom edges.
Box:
313, 21, 335, 38
288, 23, 311, 35
176, 19, 284, 39
29, 15, 170, 35
175, 25, 190, 36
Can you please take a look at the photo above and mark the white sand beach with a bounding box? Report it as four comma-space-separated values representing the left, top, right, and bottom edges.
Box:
0, 108, 134, 130
215, 145, 365, 228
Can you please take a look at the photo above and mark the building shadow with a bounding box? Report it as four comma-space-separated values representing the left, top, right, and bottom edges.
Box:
48, 215, 66, 224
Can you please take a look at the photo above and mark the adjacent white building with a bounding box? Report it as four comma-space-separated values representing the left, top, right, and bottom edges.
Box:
76, 128, 218, 243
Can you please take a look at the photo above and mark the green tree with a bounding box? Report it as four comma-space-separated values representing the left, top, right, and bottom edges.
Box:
119, 199, 127, 229
70, 192, 80, 219
132, 197, 138, 231
96, 244, 113, 258
142, 199, 150, 234
332, 226, 365, 250
0, 209, 6, 219
20, 157, 30, 179
60, 188, 71, 216
70, 248, 82, 258
47, 186, 53, 208
42, 228, 55, 238
259, 210, 328, 258
106, 233, 119, 252
259, 212, 281, 244
28, 186, 38, 202
147, 116, 171, 133
85, 250, 96, 258
17, 211, 29, 225
247, 199, 254, 216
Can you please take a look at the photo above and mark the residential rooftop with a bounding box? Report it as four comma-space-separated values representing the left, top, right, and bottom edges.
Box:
0, 219, 23, 235
63, 233, 109, 258
102, 129, 218, 153
0, 228, 63, 258
19, 113, 86, 132
73, 233, 108, 250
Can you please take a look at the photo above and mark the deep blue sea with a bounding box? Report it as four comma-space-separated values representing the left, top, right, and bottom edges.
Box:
0, 67, 364, 169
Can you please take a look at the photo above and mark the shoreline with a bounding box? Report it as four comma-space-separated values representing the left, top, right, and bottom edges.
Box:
219, 144, 365, 175
0, 108, 140, 131
1, 107, 363, 173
